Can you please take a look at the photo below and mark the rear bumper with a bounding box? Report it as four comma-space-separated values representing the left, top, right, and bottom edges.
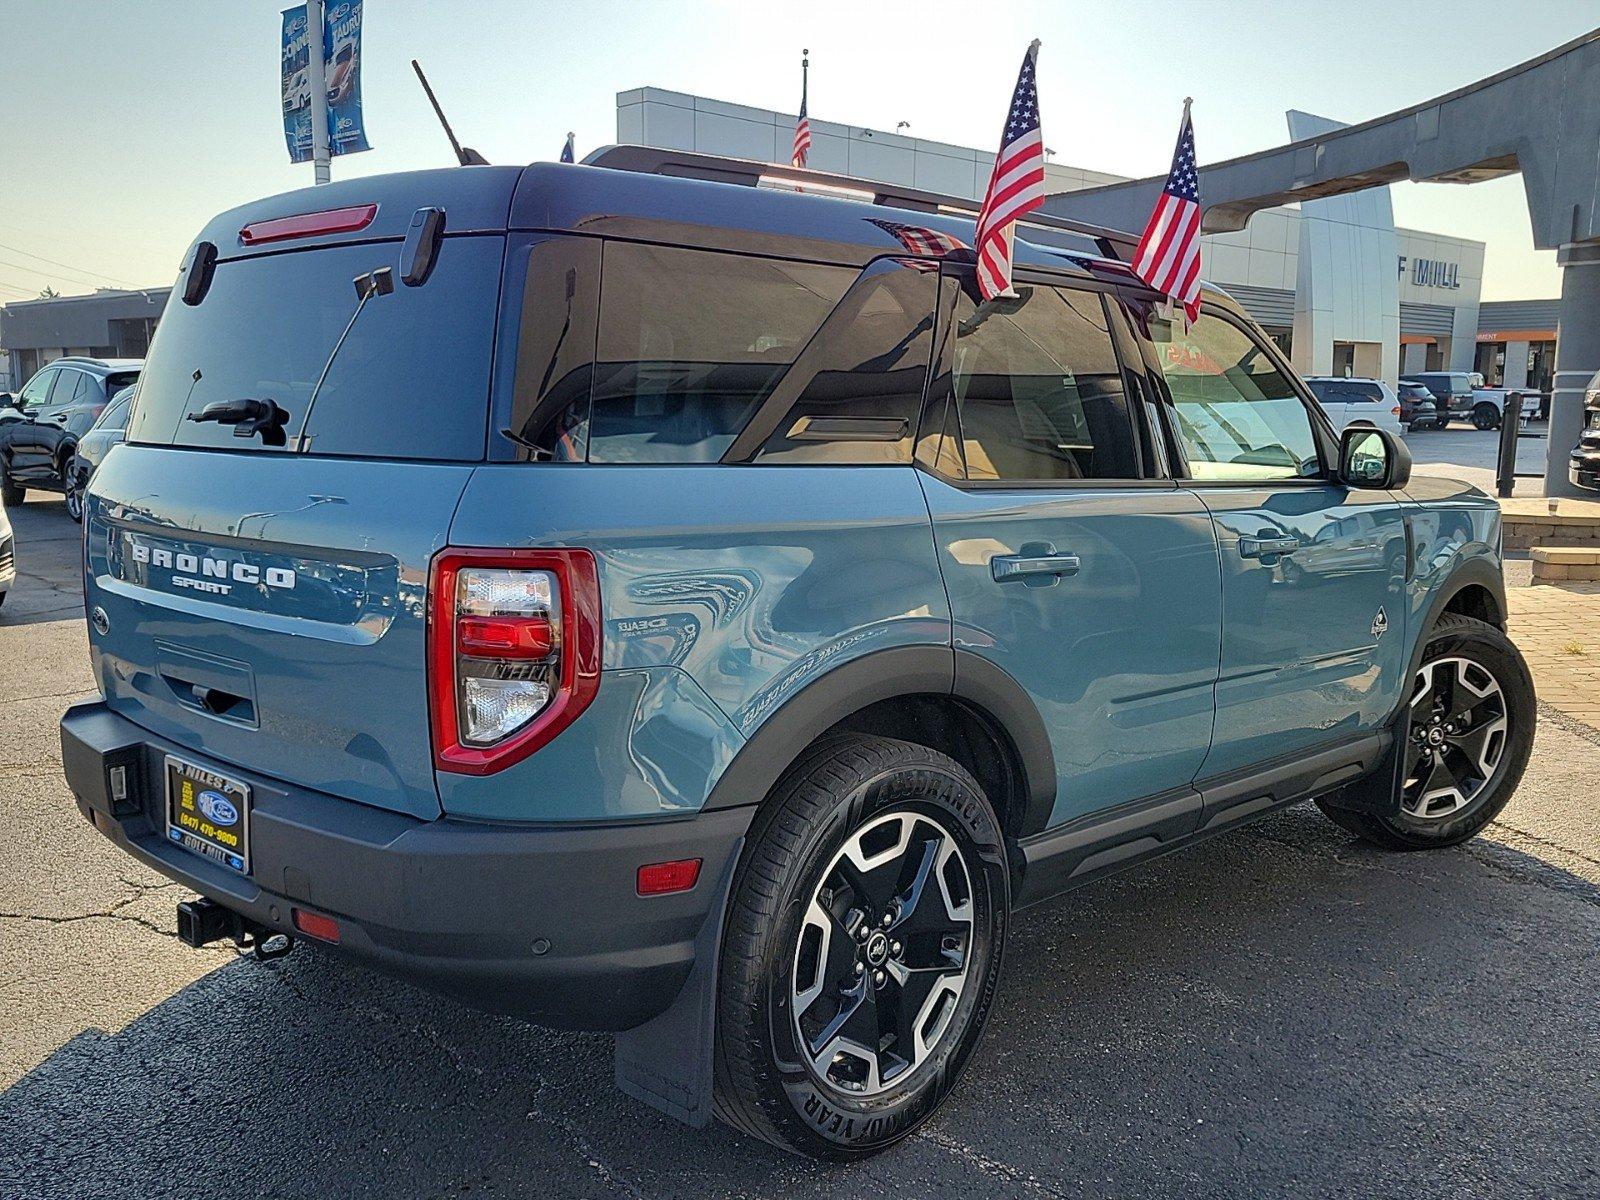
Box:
60, 699, 751, 1031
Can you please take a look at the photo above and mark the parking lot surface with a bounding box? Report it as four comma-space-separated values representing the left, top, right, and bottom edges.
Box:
3, 489, 1597, 1199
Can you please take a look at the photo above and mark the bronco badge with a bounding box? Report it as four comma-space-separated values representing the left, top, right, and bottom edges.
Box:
1371, 607, 1388, 638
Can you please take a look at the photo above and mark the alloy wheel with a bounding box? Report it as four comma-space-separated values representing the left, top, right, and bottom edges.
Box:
790, 809, 974, 1097
1403, 655, 1509, 819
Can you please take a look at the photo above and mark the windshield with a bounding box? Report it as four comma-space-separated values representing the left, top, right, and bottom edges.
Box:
127, 237, 503, 460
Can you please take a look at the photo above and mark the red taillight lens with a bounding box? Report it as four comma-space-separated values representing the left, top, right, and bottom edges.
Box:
637, 858, 702, 896
238, 203, 378, 246
456, 615, 555, 659
428, 548, 601, 775
291, 908, 341, 943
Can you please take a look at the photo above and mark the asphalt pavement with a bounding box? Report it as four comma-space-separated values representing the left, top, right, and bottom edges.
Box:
2, 483, 1597, 1200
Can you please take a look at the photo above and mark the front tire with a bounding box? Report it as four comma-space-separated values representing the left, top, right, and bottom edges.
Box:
714, 735, 1009, 1160
1318, 614, 1534, 849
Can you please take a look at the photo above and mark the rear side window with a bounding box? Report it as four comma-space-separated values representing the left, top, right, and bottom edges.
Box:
127, 237, 504, 460
588, 244, 853, 463
1158, 313, 1319, 481
946, 283, 1138, 482
752, 260, 940, 465
1343, 382, 1383, 404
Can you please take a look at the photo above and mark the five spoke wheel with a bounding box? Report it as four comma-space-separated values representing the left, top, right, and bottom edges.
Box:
791, 810, 973, 1096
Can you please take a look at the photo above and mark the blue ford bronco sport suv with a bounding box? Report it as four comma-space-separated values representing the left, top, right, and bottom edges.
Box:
61, 146, 1535, 1160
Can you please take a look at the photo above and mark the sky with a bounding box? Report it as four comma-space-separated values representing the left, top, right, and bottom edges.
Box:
0, 0, 1594, 303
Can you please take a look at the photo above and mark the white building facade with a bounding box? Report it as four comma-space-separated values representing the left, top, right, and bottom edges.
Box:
615, 88, 1486, 386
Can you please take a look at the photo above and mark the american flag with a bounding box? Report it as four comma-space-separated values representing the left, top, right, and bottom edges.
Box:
974, 40, 1046, 301
560, 132, 575, 164
792, 55, 812, 168
866, 217, 968, 268
1131, 102, 1203, 322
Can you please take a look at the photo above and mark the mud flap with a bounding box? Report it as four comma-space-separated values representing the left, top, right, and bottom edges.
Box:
1317, 709, 1407, 817
613, 838, 743, 1128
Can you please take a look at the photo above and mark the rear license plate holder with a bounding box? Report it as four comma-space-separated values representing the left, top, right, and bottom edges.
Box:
164, 755, 251, 874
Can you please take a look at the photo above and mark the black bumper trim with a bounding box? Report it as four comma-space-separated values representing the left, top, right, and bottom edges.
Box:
60, 699, 752, 1031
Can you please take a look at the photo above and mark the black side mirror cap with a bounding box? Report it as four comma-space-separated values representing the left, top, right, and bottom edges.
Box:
400, 207, 445, 286
1340, 426, 1412, 490
181, 241, 218, 306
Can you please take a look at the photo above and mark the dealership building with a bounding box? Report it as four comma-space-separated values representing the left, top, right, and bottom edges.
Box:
0, 93, 1557, 397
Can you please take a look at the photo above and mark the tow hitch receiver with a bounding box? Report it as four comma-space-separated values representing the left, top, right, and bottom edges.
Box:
176, 897, 295, 961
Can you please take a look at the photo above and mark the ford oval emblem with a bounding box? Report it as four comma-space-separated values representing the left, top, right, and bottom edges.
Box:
197, 790, 238, 826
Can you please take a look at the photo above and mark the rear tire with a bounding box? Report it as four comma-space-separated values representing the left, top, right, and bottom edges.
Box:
0, 469, 22, 509
63, 458, 84, 524
1317, 614, 1534, 849
713, 734, 1009, 1160
1472, 403, 1501, 431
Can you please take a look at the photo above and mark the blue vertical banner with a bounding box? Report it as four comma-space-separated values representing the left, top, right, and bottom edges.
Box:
281, 2, 371, 164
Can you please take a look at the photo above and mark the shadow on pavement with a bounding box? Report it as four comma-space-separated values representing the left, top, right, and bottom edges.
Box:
3, 805, 1596, 1200
1, 497, 84, 628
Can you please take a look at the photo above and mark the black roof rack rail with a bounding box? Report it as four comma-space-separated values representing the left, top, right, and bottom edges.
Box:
581, 144, 1139, 262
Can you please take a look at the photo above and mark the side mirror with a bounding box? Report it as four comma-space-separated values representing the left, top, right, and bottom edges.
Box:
1340, 426, 1411, 490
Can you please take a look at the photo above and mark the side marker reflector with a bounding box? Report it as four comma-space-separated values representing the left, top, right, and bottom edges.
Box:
636, 858, 702, 897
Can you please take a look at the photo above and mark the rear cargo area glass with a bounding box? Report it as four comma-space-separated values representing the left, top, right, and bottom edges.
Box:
127, 236, 504, 461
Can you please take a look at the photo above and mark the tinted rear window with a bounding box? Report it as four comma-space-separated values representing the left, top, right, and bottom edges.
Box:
588, 243, 854, 463
127, 237, 503, 460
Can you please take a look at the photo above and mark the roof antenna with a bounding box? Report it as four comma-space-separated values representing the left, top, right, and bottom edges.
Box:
411, 59, 489, 166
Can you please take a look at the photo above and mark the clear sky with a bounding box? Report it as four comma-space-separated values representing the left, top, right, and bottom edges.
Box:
0, 0, 1594, 303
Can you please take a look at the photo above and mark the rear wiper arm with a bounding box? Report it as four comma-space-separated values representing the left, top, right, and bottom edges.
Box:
188, 397, 290, 447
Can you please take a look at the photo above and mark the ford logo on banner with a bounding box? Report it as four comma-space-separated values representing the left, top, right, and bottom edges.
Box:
281, 1, 371, 163
197, 790, 239, 827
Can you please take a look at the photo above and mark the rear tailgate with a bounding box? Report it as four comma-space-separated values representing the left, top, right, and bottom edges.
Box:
84, 169, 520, 818
87, 449, 471, 818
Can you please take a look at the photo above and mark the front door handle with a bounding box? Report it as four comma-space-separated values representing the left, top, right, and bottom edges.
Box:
991, 550, 1082, 585
1239, 533, 1300, 559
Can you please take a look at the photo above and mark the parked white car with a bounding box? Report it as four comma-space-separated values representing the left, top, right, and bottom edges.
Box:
1302, 377, 1405, 437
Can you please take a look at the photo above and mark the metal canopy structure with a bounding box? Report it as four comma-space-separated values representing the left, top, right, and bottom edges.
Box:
1044, 28, 1600, 496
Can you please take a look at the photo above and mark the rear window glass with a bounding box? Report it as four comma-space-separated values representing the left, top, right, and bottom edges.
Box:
588, 243, 853, 463
127, 237, 503, 460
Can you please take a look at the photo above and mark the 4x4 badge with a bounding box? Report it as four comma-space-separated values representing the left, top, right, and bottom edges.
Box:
1371, 607, 1389, 638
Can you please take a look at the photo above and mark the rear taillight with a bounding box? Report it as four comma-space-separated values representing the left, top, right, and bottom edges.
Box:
429, 548, 600, 775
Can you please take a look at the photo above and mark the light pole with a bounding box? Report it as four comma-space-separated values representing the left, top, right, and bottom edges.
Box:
306, 0, 332, 184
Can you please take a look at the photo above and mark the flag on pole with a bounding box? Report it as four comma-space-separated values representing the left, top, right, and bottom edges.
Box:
560, 132, 575, 163
1131, 100, 1203, 323
792, 50, 812, 168
974, 40, 1046, 301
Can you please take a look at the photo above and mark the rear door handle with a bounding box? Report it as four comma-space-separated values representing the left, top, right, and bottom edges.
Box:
991, 551, 1082, 584
1239, 534, 1300, 559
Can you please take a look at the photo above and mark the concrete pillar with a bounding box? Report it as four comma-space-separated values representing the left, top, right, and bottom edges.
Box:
1503, 340, 1531, 390
1353, 342, 1384, 379
1544, 241, 1600, 497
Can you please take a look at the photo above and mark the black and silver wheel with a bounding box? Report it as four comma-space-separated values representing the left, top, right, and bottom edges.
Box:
1472, 402, 1501, 431
63, 458, 84, 524
1319, 613, 1534, 848
714, 735, 1008, 1159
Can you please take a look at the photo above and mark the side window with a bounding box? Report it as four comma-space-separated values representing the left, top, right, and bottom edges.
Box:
753, 261, 939, 465
507, 237, 602, 462
16, 369, 56, 412
1345, 383, 1382, 405
947, 282, 1138, 481
589, 243, 853, 464
68, 372, 96, 404
1157, 314, 1321, 481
